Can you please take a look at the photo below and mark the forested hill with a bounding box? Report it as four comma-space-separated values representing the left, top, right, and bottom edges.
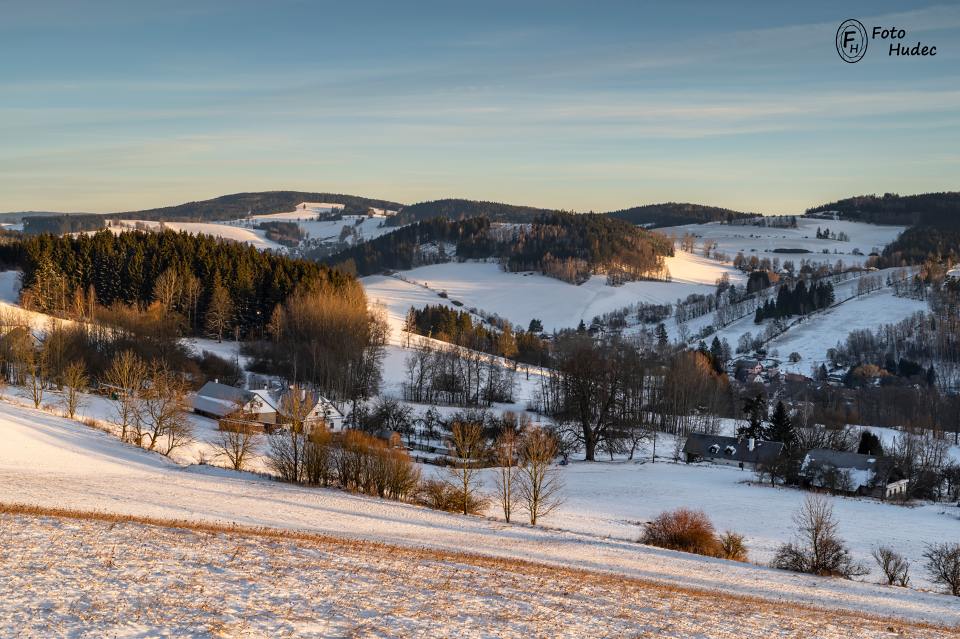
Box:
386, 198, 560, 227
0, 229, 358, 337
605, 202, 754, 227
22, 191, 405, 234
327, 213, 673, 284
806, 192, 960, 227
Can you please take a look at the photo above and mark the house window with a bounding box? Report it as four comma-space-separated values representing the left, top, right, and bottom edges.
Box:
724, 445, 736, 456
708, 444, 720, 455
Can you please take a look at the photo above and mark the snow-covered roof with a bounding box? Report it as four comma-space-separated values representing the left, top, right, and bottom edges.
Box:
683, 433, 783, 465
193, 382, 253, 417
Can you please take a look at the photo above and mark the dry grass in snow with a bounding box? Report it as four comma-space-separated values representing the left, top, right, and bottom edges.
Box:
0, 504, 955, 639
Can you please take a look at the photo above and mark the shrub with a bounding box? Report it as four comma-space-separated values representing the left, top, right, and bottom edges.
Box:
416, 479, 487, 515
641, 509, 721, 557
872, 546, 910, 586
772, 495, 866, 578
717, 531, 749, 562
923, 542, 960, 596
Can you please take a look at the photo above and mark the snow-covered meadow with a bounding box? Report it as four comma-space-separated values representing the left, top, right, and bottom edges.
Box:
7, 508, 949, 639
364, 250, 744, 333
1, 398, 959, 630
659, 218, 906, 268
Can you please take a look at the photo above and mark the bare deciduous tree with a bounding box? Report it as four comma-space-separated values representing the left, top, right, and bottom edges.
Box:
304, 427, 333, 486
924, 542, 960, 596
28, 343, 48, 409
152, 267, 181, 314
105, 350, 148, 442
446, 420, 487, 516
267, 427, 307, 483
266, 386, 321, 482
215, 402, 262, 471
494, 426, 519, 523
872, 546, 910, 587
518, 426, 563, 525
61, 361, 88, 419
136, 364, 191, 456
205, 280, 233, 343
773, 495, 866, 578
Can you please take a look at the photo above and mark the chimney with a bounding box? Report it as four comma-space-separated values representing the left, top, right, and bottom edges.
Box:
747, 437, 755, 452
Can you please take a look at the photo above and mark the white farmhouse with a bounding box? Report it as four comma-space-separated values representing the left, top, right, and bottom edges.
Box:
192, 381, 345, 432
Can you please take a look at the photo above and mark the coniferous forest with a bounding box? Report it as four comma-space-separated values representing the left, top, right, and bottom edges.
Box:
0, 229, 354, 338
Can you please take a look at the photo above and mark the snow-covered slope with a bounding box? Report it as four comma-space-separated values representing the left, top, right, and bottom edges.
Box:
108, 220, 285, 251
364, 253, 743, 333
659, 218, 904, 267
1, 400, 958, 625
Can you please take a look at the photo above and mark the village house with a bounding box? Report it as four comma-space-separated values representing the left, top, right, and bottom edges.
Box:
682, 433, 784, 471
192, 381, 345, 432
799, 449, 906, 499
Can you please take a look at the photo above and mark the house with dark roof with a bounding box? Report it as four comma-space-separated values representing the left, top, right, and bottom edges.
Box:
682, 433, 783, 471
192, 381, 345, 432
799, 448, 905, 498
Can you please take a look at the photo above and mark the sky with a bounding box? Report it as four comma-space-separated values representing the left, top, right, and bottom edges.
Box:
1, 0, 958, 214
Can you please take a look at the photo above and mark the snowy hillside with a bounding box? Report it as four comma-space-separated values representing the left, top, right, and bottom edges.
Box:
107, 219, 286, 251
364, 251, 743, 333
1, 400, 958, 628
659, 218, 905, 267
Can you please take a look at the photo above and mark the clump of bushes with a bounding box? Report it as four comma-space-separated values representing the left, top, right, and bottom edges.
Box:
872, 546, 910, 587
415, 479, 488, 515
772, 495, 866, 578
640, 508, 748, 561
924, 542, 960, 596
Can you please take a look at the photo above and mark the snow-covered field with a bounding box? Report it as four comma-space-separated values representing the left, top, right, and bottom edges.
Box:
108, 220, 286, 251
769, 287, 928, 374
364, 252, 743, 333
5, 509, 953, 639
1, 400, 959, 630
245, 212, 396, 246
659, 218, 906, 268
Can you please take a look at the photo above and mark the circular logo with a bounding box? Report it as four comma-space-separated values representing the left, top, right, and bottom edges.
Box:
836, 19, 868, 63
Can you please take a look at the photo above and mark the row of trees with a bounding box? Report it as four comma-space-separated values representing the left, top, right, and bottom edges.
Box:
753, 280, 835, 323
245, 405, 564, 527
535, 335, 732, 461
403, 337, 516, 406
404, 305, 549, 366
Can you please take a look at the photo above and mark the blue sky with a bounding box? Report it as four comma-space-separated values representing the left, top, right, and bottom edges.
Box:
1, 1, 958, 213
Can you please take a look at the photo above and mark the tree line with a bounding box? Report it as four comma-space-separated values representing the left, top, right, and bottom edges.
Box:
404, 304, 549, 365
754, 280, 835, 323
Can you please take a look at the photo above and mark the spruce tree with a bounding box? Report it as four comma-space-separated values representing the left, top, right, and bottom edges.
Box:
738, 394, 767, 440
655, 322, 668, 348
767, 401, 795, 447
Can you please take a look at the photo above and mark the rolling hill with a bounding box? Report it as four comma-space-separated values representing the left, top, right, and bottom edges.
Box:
606, 202, 755, 227
21, 191, 405, 234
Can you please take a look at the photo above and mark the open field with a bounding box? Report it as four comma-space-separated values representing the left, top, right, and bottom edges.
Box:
364, 252, 744, 333
1, 398, 959, 629
2, 505, 956, 638
659, 218, 906, 268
